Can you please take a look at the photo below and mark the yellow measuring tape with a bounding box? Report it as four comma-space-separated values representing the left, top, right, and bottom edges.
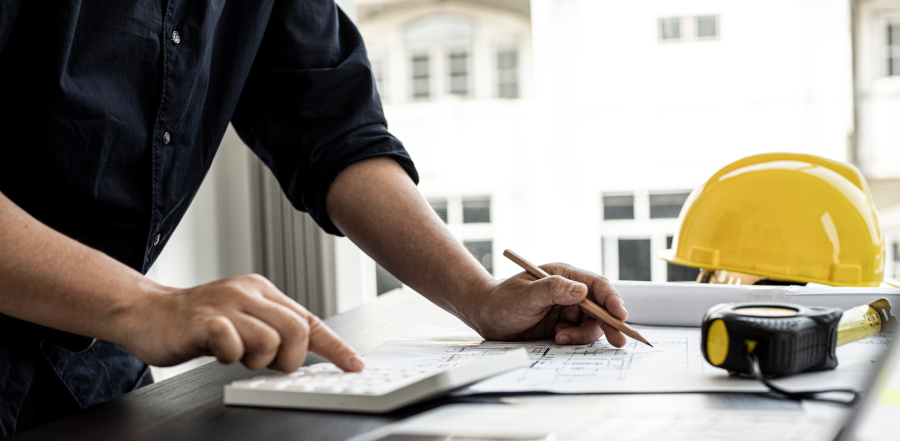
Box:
703, 299, 894, 377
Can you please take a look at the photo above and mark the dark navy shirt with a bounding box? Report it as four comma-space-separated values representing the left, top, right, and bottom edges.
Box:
0, 0, 417, 436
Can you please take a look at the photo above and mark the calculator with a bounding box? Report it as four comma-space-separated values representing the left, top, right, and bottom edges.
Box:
224, 348, 529, 413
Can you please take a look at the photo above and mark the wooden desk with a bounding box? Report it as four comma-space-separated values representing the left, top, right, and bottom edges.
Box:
11, 290, 804, 440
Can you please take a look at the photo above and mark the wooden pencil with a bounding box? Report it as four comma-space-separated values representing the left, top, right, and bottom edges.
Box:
503, 249, 653, 347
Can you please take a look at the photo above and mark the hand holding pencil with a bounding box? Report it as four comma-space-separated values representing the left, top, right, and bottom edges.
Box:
503, 249, 652, 347
463, 248, 636, 348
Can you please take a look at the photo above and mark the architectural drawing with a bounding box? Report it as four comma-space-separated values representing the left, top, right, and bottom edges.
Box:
361, 323, 890, 394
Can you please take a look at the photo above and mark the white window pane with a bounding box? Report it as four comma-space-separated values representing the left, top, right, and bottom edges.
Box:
450, 76, 468, 95
618, 239, 651, 281
411, 54, 430, 99
649, 192, 690, 219
659, 17, 681, 41
498, 51, 517, 69
603, 194, 634, 220
696, 15, 718, 39
499, 83, 518, 98
890, 23, 900, 77
496, 49, 519, 98
462, 196, 491, 223
449, 51, 468, 71
449, 51, 469, 96
412, 55, 429, 76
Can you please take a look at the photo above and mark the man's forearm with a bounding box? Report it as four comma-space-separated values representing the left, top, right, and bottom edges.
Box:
0, 190, 167, 346
0, 190, 363, 371
325, 157, 494, 326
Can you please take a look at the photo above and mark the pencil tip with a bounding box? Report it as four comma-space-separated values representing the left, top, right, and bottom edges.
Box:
645, 342, 654, 347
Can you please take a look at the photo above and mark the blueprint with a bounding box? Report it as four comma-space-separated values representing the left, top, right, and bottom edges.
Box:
360, 323, 890, 394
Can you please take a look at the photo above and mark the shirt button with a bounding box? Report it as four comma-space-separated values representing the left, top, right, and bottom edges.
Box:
172, 31, 181, 44
162, 131, 171, 144
153, 234, 161, 246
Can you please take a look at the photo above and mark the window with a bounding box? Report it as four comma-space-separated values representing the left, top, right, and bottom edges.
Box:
429, 198, 448, 223
659, 17, 681, 41
659, 15, 719, 43
666, 236, 699, 282
463, 196, 491, 223
696, 15, 719, 40
411, 53, 431, 100
888, 21, 900, 77
603, 194, 634, 220
448, 50, 470, 97
618, 239, 651, 281
464, 240, 494, 274
403, 14, 475, 103
649, 191, 690, 219
376, 263, 402, 295
497, 49, 519, 98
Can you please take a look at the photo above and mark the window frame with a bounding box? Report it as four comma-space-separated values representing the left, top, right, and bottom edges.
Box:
462, 196, 492, 224
695, 15, 719, 41
887, 19, 900, 77
658, 17, 683, 42
447, 48, 472, 98
617, 238, 652, 281
649, 191, 691, 219
496, 47, 520, 99
658, 15, 720, 43
603, 193, 636, 221
410, 51, 432, 101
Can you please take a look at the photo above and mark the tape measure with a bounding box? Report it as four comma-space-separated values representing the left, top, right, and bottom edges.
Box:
701, 299, 894, 377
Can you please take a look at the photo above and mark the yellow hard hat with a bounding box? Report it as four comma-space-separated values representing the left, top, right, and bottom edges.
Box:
658, 153, 884, 287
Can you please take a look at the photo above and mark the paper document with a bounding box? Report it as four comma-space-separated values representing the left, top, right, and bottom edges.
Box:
349, 401, 842, 441
349, 400, 843, 441
614, 281, 900, 327
362, 322, 889, 395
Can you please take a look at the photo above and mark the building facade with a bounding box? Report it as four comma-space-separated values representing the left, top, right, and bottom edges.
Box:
340, 0, 900, 296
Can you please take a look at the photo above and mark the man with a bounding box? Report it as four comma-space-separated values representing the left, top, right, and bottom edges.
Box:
0, 0, 629, 436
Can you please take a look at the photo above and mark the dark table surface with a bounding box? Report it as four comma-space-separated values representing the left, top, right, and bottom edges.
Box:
12, 290, 809, 440
12, 291, 468, 441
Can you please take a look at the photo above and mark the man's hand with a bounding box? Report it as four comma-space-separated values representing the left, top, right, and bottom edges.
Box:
0, 191, 362, 373
124, 274, 364, 373
466, 263, 629, 347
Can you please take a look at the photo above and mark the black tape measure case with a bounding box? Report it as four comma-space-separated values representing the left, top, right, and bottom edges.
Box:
701, 302, 843, 377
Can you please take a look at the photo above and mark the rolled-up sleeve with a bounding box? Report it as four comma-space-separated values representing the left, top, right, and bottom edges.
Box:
231, 0, 418, 236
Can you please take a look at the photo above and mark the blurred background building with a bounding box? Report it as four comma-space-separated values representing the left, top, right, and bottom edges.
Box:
146, 0, 900, 377
349, 0, 900, 291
